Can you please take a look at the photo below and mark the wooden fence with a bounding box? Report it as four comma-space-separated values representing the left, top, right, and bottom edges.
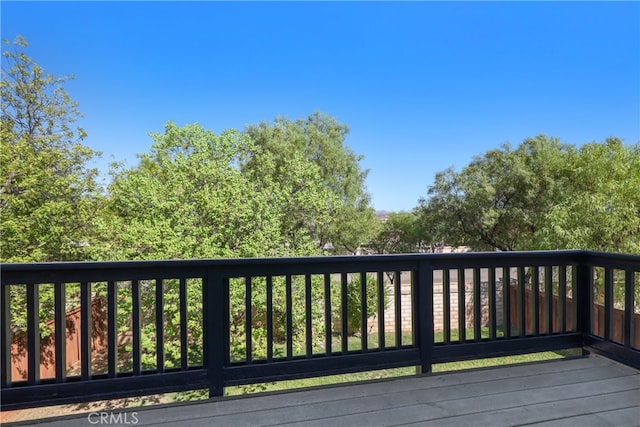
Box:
509, 287, 640, 346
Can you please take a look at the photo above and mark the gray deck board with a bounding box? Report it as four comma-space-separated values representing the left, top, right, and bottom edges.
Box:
14, 355, 640, 427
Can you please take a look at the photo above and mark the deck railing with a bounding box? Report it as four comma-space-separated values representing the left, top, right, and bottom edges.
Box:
1, 250, 638, 410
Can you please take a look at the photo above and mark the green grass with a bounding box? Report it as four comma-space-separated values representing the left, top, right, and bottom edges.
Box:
223, 331, 581, 397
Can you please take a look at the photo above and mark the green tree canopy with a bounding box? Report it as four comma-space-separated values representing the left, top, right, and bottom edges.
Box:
417, 135, 640, 253
243, 112, 376, 254
103, 122, 286, 260
369, 211, 422, 254
540, 138, 640, 253
1, 37, 101, 262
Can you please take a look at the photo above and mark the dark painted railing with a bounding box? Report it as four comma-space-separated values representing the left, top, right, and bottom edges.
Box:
1, 250, 638, 410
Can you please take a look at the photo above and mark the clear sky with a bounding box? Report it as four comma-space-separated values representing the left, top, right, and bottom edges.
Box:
2, 1, 639, 212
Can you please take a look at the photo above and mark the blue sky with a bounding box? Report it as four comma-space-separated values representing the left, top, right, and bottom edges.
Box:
2, 1, 639, 212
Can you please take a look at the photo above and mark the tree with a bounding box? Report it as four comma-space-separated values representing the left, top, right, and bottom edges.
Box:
540, 138, 640, 253
417, 135, 640, 254
104, 122, 284, 260
243, 112, 376, 254
1, 36, 101, 262
417, 135, 574, 251
103, 122, 333, 373
369, 211, 422, 254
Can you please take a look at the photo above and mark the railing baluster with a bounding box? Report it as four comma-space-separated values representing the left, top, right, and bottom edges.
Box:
179, 278, 188, 370
266, 276, 274, 362
533, 266, 540, 336
395, 271, 402, 349
324, 273, 332, 356
1, 285, 11, 387
559, 265, 567, 333
80, 282, 92, 381
377, 271, 385, 350
604, 268, 613, 340
488, 268, 496, 340
518, 267, 526, 338
305, 275, 312, 358
458, 268, 466, 343
624, 271, 635, 348
132, 280, 141, 376
156, 279, 165, 372
360, 272, 368, 353
27, 283, 40, 385
286, 275, 293, 360
503, 267, 511, 338
341, 273, 348, 354
107, 281, 116, 378
223, 277, 230, 367
473, 268, 481, 341
246, 277, 252, 364
545, 266, 552, 335
443, 269, 451, 344
55, 283, 67, 382
571, 265, 579, 332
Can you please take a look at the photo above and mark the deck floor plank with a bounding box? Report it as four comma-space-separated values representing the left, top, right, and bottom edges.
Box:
12, 356, 639, 427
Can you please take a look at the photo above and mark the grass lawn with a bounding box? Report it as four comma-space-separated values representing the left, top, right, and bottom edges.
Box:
223, 330, 581, 396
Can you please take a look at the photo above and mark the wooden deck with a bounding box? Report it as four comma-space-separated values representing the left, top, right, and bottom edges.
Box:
11, 355, 640, 427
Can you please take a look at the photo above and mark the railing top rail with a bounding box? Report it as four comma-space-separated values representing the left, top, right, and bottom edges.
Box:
1, 249, 600, 271
2, 251, 637, 286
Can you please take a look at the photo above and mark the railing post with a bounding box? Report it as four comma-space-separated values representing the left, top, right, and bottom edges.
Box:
623, 271, 635, 348
204, 268, 225, 397
416, 260, 434, 374
576, 259, 593, 351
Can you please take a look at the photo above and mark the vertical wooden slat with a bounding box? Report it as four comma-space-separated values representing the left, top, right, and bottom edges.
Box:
107, 281, 116, 378
545, 266, 553, 335
27, 283, 40, 384
395, 271, 402, 349
572, 265, 579, 333
341, 273, 348, 354
473, 268, 481, 341
286, 275, 293, 360
503, 267, 511, 338
488, 268, 496, 340
360, 272, 368, 353
132, 280, 141, 376
604, 268, 613, 340
1, 285, 10, 387
443, 269, 451, 344
223, 277, 230, 367
624, 271, 635, 348
458, 269, 466, 343
518, 267, 526, 338
246, 277, 252, 364
377, 271, 385, 350
266, 276, 274, 362
55, 283, 67, 382
532, 266, 540, 336
305, 275, 313, 358
559, 265, 567, 333
417, 261, 434, 374
156, 279, 165, 373
324, 273, 332, 356
179, 278, 188, 370
80, 281, 92, 381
